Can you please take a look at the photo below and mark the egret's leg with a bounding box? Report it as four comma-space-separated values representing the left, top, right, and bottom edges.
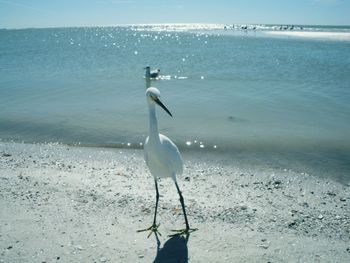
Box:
170, 181, 198, 236
175, 181, 190, 229
137, 179, 161, 237
153, 179, 160, 225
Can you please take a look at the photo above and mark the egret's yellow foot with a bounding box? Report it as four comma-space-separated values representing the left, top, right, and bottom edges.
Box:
137, 223, 161, 238
169, 227, 198, 237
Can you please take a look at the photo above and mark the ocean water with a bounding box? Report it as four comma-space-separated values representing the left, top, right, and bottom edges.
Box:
0, 24, 350, 183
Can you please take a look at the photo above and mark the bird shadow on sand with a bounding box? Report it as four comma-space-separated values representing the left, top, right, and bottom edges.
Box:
153, 233, 189, 263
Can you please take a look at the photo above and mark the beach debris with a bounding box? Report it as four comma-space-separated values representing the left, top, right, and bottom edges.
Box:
273, 180, 283, 189
258, 239, 270, 249
75, 245, 84, 251
301, 202, 309, 208
288, 220, 298, 228
291, 209, 298, 216
327, 191, 336, 197
258, 244, 269, 249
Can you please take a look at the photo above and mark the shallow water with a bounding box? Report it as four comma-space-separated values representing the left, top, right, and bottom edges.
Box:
0, 24, 349, 183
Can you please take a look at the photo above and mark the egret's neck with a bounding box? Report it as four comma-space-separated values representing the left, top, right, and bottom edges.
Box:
148, 103, 159, 141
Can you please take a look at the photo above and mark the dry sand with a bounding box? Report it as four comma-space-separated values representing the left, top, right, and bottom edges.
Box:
0, 141, 349, 262
265, 31, 350, 41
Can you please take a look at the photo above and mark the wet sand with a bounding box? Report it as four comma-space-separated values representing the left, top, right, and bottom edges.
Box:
0, 142, 349, 262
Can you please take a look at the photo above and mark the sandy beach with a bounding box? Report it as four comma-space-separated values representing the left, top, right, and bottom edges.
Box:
0, 141, 349, 262
265, 31, 350, 41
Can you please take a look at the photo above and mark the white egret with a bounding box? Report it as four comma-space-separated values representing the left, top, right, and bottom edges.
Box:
144, 66, 160, 79
138, 87, 197, 237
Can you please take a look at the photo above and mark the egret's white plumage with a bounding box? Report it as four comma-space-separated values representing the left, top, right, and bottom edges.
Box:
144, 134, 183, 180
138, 87, 197, 237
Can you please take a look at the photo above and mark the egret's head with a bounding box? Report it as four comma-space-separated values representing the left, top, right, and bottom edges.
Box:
146, 87, 172, 117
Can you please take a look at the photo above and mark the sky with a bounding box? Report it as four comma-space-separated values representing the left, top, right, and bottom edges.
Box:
0, 0, 349, 29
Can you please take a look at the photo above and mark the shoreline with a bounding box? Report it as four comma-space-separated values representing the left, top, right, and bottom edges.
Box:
1, 141, 349, 262
2, 139, 349, 185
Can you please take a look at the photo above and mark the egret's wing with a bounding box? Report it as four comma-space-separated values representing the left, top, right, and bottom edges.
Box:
159, 134, 183, 175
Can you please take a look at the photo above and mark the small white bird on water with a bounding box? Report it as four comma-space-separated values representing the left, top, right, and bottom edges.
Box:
144, 66, 160, 79
138, 87, 197, 237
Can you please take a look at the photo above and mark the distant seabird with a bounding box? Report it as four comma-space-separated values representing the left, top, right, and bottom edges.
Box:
145, 66, 160, 79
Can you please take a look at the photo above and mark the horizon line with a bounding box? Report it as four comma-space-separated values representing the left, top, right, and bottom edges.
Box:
1, 22, 350, 31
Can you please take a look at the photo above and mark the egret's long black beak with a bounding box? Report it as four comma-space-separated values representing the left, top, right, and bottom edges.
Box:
155, 98, 172, 117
